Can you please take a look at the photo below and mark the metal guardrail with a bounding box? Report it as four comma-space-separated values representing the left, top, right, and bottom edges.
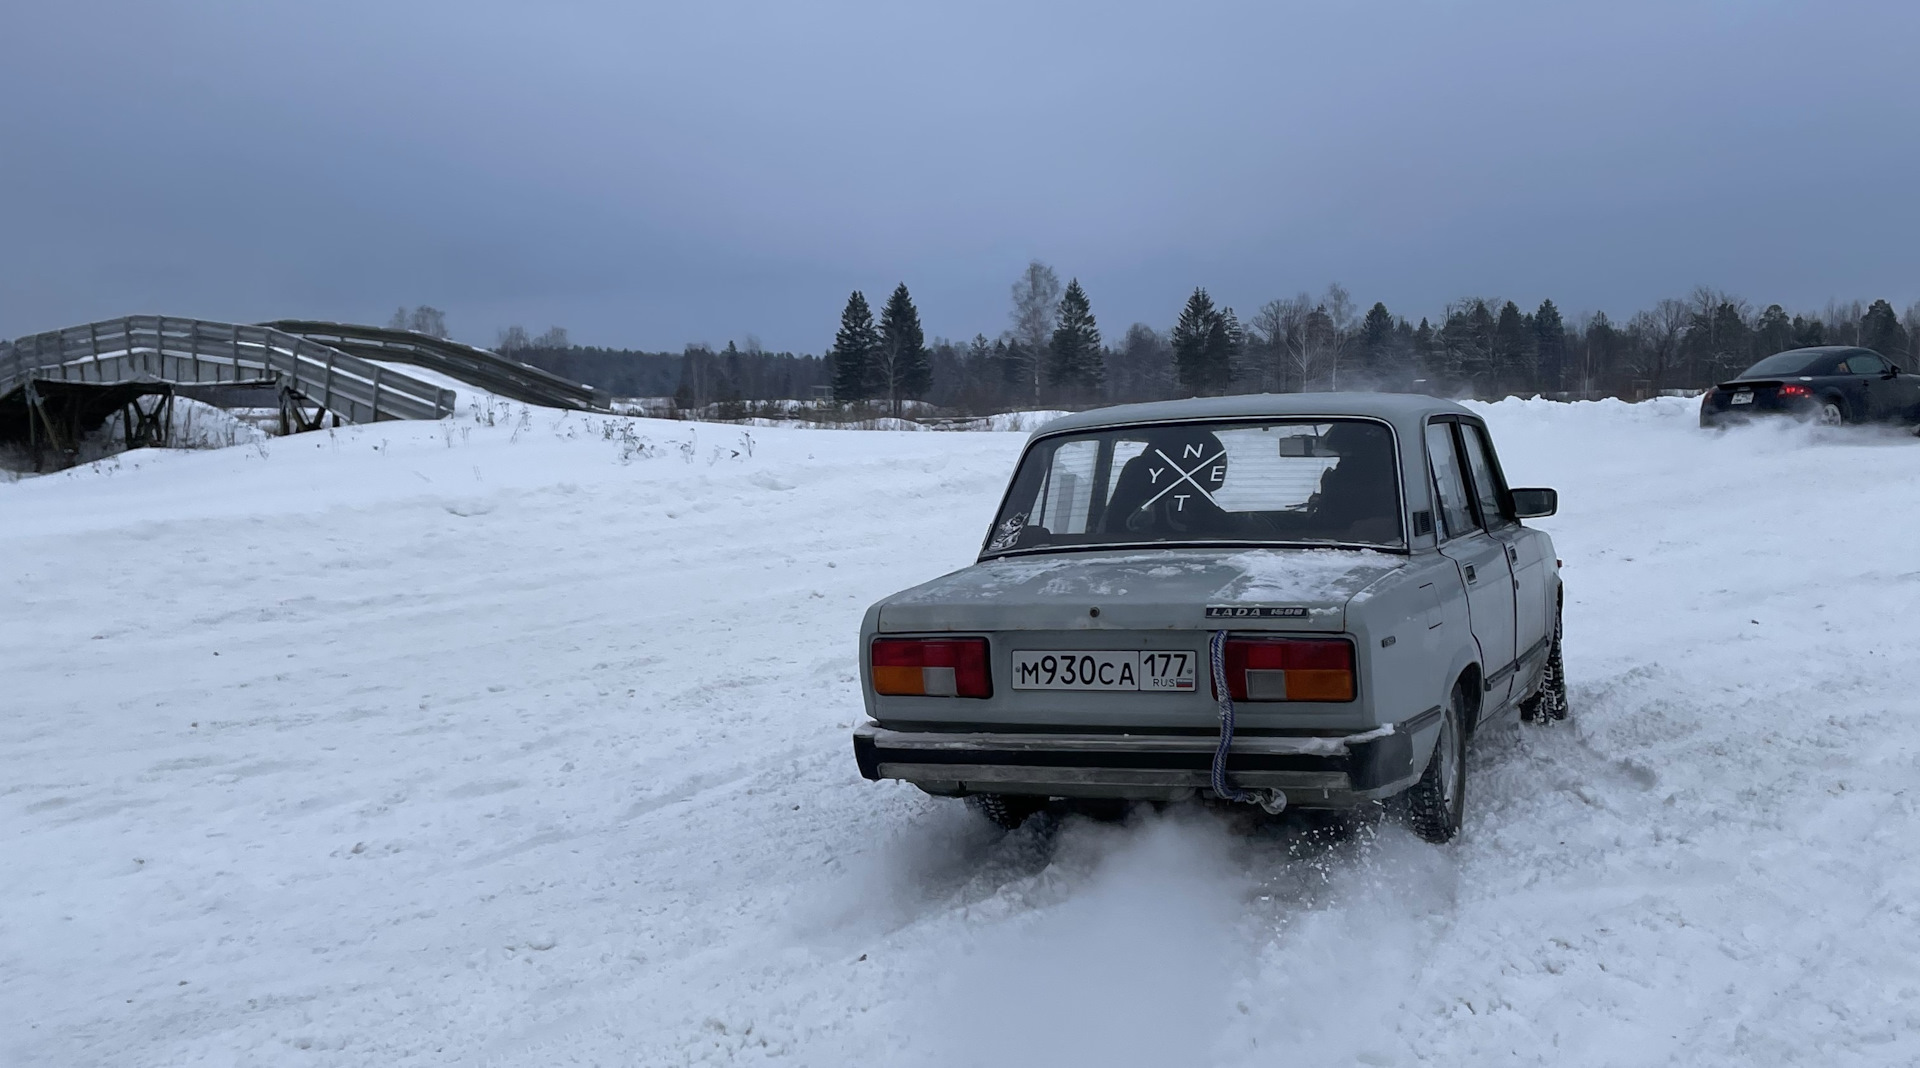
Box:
0, 316, 457, 423
263, 320, 608, 411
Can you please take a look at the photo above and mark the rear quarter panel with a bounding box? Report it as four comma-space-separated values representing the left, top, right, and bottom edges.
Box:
1347, 553, 1471, 740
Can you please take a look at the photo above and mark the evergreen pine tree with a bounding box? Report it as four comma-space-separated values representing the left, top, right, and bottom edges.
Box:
1754, 304, 1794, 358
1171, 289, 1221, 396
1381, 316, 1418, 390
875, 283, 931, 414
1860, 299, 1911, 358
997, 339, 1029, 400
1533, 299, 1566, 393
830, 291, 879, 403
957, 334, 994, 410
1792, 315, 1826, 348
1212, 306, 1245, 391
1440, 300, 1497, 394
1360, 302, 1394, 352
1046, 279, 1105, 400
1358, 302, 1394, 379
1584, 312, 1620, 394
1493, 301, 1535, 394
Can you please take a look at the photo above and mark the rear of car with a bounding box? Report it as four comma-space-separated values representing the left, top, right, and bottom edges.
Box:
851, 413, 1434, 810
1699, 348, 1842, 425
1699, 346, 1920, 427
1699, 378, 1825, 422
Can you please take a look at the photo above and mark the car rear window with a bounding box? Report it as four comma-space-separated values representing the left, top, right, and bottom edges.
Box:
1741, 350, 1831, 377
984, 419, 1404, 556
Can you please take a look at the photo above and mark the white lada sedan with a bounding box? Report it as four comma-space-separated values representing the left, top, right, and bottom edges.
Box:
852, 393, 1564, 842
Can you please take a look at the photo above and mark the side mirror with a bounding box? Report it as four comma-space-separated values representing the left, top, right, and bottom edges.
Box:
1510, 487, 1558, 519
1883, 367, 1901, 379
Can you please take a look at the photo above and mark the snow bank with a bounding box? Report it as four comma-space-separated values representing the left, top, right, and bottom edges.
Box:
4, 397, 1920, 1065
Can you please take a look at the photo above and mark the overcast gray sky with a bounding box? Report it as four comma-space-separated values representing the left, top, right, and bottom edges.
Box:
3, 0, 1916, 352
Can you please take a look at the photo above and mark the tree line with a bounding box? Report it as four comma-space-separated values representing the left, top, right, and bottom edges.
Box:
821, 266, 1919, 413
388, 275, 1920, 414
374, 307, 829, 406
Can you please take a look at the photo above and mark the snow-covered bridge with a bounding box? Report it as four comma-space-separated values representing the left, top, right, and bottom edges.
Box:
0, 316, 607, 469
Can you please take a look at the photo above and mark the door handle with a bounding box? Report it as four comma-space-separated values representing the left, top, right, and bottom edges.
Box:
1507, 545, 1518, 564
1464, 564, 1477, 584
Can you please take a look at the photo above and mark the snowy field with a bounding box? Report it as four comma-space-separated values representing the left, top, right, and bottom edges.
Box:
4, 398, 1920, 1066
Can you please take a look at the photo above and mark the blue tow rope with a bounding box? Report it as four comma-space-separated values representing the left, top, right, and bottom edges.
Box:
1208, 630, 1257, 804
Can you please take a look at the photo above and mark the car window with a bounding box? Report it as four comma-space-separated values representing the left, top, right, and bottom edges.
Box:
1843, 354, 1886, 375
1459, 424, 1510, 529
984, 418, 1404, 556
1033, 439, 1099, 535
1742, 350, 1827, 376
1425, 423, 1476, 541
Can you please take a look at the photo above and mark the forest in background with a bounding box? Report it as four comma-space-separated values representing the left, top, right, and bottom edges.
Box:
387, 269, 1920, 416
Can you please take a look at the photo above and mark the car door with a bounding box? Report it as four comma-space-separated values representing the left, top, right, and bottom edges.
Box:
1425, 420, 1517, 714
1841, 353, 1894, 420
1893, 359, 1920, 423
1458, 421, 1552, 677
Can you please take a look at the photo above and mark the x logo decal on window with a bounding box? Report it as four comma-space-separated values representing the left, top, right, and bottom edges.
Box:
1139, 448, 1227, 512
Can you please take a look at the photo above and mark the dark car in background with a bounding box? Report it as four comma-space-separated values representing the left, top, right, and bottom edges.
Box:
1700, 346, 1920, 429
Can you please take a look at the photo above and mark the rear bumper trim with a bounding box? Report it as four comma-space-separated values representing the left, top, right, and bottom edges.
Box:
852, 709, 1442, 801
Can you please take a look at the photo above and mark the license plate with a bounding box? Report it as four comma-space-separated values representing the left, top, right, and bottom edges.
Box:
1011, 650, 1197, 691
1731, 391, 1754, 405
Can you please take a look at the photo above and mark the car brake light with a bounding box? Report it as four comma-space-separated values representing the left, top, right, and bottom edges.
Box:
1220, 638, 1356, 702
1779, 384, 1811, 398
871, 638, 992, 698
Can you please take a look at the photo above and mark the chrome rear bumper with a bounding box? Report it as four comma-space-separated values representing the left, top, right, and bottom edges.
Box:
852, 711, 1439, 806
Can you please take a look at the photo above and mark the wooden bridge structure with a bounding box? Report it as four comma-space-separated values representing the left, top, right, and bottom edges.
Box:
0, 315, 606, 470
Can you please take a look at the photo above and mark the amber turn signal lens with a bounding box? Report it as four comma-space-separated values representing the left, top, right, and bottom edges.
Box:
1222, 638, 1356, 702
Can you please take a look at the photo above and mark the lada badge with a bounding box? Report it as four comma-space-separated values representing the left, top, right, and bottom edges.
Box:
1205, 605, 1310, 619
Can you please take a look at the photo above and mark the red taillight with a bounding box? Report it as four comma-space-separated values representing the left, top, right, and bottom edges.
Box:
1778, 384, 1811, 398
1220, 638, 1356, 702
871, 638, 992, 698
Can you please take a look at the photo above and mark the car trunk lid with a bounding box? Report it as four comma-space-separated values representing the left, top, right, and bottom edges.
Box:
876, 547, 1404, 634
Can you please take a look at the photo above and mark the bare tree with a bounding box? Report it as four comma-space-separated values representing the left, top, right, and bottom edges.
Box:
1269, 296, 1322, 391
1254, 285, 1351, 392
1319, 283, 1356, 388
1822, 299, 1865, 346
1904, 302, 1920, 355
496, 325, 531, 354
1008, 261, 1061, 405
407, 306, 450, 339
1248, 300, 1289, 392
1628, 299, 1689, 392
1685, 286, 1751, 381
533, 326, 569, 349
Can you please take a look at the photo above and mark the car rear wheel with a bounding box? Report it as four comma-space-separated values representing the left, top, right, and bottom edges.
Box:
966, 793, 1045, 830
1817, 398, 1847, 426
1395, 683, 1468, 843
1520, 609, 1569, 723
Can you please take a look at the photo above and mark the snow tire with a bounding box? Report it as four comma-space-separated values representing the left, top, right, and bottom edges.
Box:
1520, 609, 1569, 724
1395, 684, 1467, 844
966, 793, 1044, 830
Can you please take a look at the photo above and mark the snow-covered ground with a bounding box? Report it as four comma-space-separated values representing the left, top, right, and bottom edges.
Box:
4, 399, 1919, 1066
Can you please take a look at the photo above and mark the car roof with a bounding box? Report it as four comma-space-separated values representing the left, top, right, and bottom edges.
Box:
1764, 346, 1877, 359
1031, 391, 1476, 438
